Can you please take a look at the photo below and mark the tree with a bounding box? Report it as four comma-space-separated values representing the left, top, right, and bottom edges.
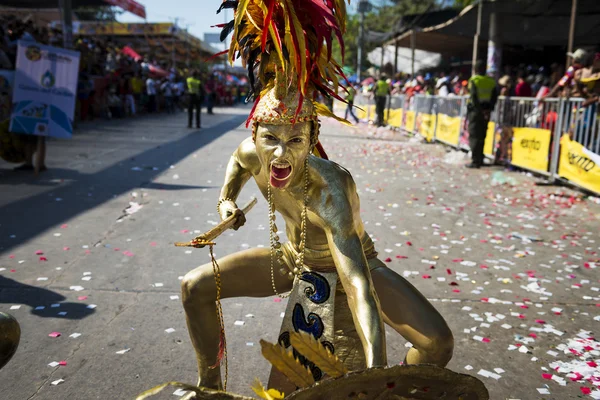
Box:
74, 6, 123, 21
333, 0, 438, 76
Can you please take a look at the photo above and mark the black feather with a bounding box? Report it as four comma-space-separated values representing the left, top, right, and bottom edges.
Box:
220, 19, 235, 42
247, 48, 262, 95
216, 0, 238, 14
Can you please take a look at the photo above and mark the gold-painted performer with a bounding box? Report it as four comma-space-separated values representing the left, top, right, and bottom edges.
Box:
180, 0, 453, 394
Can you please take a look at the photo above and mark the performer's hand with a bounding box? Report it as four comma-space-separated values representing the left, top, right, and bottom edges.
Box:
219, 200, 246, 230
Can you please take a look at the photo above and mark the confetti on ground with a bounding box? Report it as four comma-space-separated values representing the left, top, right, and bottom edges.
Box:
48, 332, 61, 338
116, 349, 131, 354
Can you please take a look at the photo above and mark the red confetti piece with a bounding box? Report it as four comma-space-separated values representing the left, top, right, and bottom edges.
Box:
384, 257, 392, 263
446, 269, 452, 275
48, 332, 61, 338
481, 298, 489, 302
542, 373, 552, 380
452, 258, 463, 263
482, 337, 490, 343
581, 387, 591, 395
587, 361, 598, 368
480, 265, 488, 269
9, 254, 14, 259
35, 250, 44, 255
181, 229, 189, 233
422, 275, 431, 279
77, 296, 88, 301
273, 298, 282, 303
63, 247, 70, 251
518, 314, 526, 319
535, 319, 546, 324
452, 289, 460, 293
150, 242, 157, 247
39, 256, 48, 261
396, 255, 408, 259
406, 241, 412, 246
123, 251, 134, 257
58, 361, 67, 366
528, 333, 537, 338
449, 281, 458, 286
60, 224, 68, 229
10, 269, 16, 273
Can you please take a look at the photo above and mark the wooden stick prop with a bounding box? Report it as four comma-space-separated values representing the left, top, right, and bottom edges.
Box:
174, 197, 258, 248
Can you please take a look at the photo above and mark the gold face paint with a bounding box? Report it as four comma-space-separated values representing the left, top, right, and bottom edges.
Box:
255, 122, 312, 190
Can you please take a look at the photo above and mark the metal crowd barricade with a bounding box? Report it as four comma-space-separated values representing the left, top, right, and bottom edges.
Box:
387, 95, 405, 128
368, 91, 599, 197
490, 96, 561, 177
434, 96, 465, 148
552, 97, 600, 194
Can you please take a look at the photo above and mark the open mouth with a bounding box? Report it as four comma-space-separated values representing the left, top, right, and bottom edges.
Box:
270, 161, 293, 188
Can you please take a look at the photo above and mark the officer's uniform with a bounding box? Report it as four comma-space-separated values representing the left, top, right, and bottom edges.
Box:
374, 79, 389, 127
187, 76, 203, 128
467, 74, 498, 166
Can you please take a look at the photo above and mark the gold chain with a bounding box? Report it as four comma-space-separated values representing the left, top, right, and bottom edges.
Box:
209, 245, 228, 391
269, 157, 309, 298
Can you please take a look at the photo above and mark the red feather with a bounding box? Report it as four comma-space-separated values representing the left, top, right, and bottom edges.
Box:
262, 0, 275, 53
246, 94, 261, 128
315, 141, 329, 160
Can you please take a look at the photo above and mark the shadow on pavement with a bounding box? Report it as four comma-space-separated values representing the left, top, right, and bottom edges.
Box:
0, 276, 96, 320
0, 113, 246, 254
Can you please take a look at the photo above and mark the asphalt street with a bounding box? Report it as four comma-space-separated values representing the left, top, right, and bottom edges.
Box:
1, 107, 599, 400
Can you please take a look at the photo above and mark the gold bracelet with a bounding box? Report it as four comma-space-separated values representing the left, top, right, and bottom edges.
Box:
217, 197, 235, 214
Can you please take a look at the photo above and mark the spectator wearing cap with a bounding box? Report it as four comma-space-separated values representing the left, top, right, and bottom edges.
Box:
545, 48, 588, 99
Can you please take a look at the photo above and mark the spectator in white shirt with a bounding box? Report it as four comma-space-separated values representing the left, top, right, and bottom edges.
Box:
146, 76, 156, 112
160, 78, 174, 113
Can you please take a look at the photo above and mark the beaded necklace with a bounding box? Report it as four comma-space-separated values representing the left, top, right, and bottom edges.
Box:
268, 157, 309, 298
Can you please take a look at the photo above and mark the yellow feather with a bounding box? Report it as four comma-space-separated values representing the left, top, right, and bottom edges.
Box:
314, 102, 354, 127
251, 378, 285, 400
282, 0, 307, 93
259, 339, 315, 388
289, 331, 349, 378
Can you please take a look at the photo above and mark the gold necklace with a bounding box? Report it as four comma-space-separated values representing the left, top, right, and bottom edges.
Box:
269, 157, 309, 298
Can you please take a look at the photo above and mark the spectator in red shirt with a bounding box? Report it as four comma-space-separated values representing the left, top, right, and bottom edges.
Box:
515, 71, 532, 97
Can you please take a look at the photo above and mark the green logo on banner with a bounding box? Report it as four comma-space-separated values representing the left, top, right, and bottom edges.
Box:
41, 70, 55, 88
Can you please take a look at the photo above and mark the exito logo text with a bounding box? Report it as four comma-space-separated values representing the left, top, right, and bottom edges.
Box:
568, 152, 595, 172
520, 139, 541, 151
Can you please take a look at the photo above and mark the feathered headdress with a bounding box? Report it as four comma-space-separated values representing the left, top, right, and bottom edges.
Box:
216, 0, 352, 158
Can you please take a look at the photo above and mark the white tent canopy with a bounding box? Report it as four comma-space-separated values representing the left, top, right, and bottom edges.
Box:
367, 45, 441, 74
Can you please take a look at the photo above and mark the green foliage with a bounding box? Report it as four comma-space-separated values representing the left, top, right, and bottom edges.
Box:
333, 0, 438, 75
74, 6, 123, 21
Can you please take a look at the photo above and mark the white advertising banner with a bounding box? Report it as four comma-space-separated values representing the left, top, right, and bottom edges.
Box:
10, 41, 80, 138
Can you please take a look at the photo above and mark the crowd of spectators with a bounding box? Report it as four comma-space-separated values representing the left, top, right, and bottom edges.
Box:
0, 14, 250, 125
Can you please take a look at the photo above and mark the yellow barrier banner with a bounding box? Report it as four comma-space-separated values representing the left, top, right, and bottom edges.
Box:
368, 105, 376, 122
435, 114, 461, 146
355, 105, 367, 120
511, 127, 551, 172
388, 109, 403, 128
484, 121, 496, 156
404, 111, 416, 132
558, 135, 600, 194
418, 113, 436, 142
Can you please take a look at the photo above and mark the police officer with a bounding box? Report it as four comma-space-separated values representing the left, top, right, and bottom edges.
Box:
187, 70, 204, 129
466, 61, 498, 168
374, 74, 390, 127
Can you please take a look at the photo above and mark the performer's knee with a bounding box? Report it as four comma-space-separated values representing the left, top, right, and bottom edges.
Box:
425, 326, 454, 365
181, 266, 214, 307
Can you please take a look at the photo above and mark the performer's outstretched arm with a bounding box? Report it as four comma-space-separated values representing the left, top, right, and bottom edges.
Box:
218, 141, 254, 229
323, 197, 387, 369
